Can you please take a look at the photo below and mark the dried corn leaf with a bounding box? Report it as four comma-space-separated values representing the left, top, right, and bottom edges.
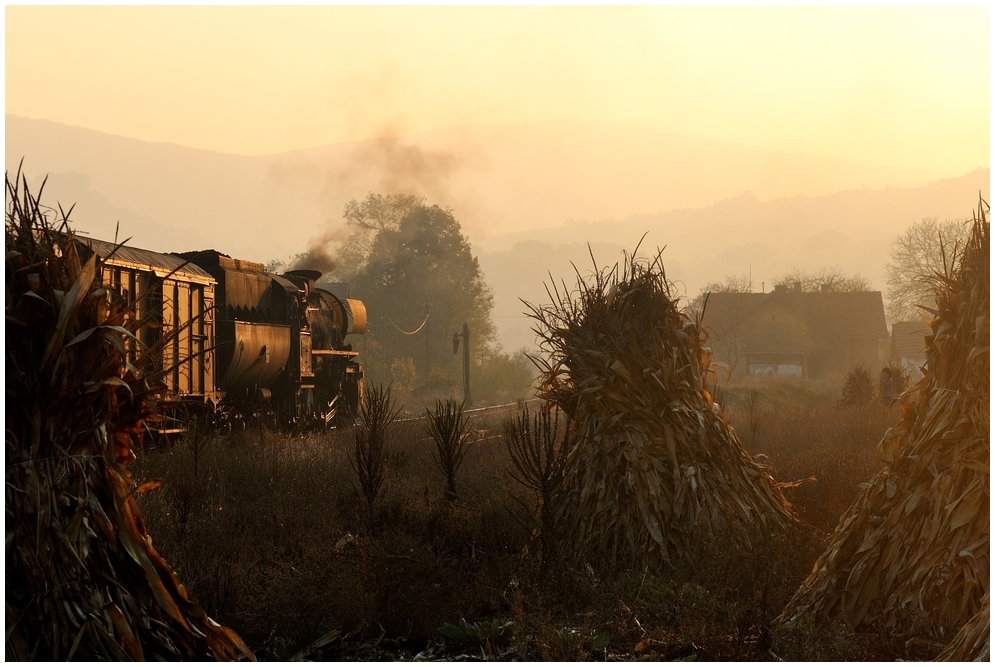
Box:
935, 591, 989, 661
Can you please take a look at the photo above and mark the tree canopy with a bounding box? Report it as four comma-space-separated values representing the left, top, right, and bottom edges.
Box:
336, 193, 425, 275
341, 195, 498, 398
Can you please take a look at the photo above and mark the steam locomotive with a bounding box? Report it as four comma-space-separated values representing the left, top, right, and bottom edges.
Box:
76, 237, 366, 432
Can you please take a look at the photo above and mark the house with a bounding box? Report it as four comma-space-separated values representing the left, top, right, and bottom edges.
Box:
701, 284, 889, 379
890, 320, 931, 382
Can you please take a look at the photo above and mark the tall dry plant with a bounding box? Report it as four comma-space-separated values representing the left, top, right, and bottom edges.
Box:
778, 198, 989, 655
525, 246, 795, 567
5, 170, 253, 661
503, 402, 567, 563
426, 398, 474, 501
349, 383, 401, 513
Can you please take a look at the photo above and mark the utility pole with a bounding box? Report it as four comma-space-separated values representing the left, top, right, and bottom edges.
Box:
452, 323, 471, 406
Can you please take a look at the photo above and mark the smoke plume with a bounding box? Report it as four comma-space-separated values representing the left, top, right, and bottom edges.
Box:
270, 125, 483, 280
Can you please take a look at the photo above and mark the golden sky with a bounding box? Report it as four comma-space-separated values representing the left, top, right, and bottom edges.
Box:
5, 5, 990, 177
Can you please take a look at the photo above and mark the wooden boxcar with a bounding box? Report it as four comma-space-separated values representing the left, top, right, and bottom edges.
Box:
78, 238, 220, 431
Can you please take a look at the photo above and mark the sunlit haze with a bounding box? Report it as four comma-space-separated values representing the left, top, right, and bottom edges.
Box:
4, 7, 991, 657
6, 5, 989, 176
5, 5, 991, 353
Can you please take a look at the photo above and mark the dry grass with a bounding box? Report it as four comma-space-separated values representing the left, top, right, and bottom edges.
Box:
724, 398, 891, 532
123, 204, 990, 663
132, 385, 906, 660
133, 418, 524, 658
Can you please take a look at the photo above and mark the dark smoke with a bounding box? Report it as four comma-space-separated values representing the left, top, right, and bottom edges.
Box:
289, 241, 338, 276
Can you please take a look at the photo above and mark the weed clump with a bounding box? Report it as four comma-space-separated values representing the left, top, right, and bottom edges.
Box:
503, 403, 567, 565
426, 398, 474, 501
349, 383, 401, 515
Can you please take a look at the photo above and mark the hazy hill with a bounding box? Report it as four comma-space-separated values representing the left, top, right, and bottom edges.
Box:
6, 114, 988, 351
8, 114, 940, 254
477, 170, 990, 351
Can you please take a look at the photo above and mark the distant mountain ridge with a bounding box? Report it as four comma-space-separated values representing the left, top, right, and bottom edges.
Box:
7, 114, 947, 252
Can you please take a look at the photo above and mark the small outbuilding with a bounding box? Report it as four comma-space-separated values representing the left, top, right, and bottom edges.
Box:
890, 320, 931, 382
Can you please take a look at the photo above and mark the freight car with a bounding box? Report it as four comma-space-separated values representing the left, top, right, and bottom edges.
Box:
76, 238, 366, 432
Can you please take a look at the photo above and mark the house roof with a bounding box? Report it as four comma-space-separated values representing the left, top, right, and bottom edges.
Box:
702, 289, 889, 341
779, 291, 889, 339
700, 292, 766, 318
76, 237, 216, 284
891, 320, 931, 359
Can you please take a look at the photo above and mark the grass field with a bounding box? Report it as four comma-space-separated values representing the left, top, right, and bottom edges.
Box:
133, 378, 901, 660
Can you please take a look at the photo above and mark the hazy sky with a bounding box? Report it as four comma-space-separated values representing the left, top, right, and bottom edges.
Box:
5, 5, 990, 177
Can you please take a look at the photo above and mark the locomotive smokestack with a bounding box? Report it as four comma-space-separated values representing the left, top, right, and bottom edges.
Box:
290, 246, 337, 276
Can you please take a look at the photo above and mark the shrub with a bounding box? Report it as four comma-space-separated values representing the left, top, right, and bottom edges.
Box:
839, 363, 874, 406
389, 357, 417, 395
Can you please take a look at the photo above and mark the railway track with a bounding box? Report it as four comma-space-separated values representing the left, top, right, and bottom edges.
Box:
395, 397, 543, 424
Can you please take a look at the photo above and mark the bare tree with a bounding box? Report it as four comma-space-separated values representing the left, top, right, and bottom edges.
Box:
685, 273, 753, 318
772, 267, 873, 293
885, 217, 969, 323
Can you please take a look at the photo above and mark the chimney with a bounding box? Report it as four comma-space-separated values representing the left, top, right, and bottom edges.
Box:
793, 281, 802, 293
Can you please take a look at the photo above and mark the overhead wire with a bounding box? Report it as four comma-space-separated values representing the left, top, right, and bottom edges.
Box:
389, 313, 430, 335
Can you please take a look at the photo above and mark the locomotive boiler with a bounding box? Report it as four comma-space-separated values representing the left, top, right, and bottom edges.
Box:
77, 238, 366, 431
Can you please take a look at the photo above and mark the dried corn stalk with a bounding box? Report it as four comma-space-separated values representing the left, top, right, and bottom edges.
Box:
935, 591, 989, 662
778, 199, 989, 651
5, 170, 253, 661
526, 247, 794, 566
